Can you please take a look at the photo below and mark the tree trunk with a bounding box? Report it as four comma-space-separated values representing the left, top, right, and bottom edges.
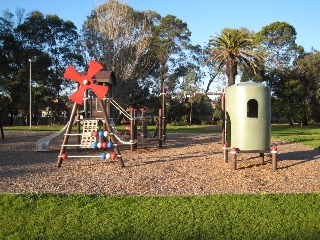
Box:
228, 74, 236, 87
0, 113, 4, 139
300, 117, 308, 126
226, 60, 237, 86
287, 116, 294, 125
205, 73, 217, 93
189, 102, 193, 126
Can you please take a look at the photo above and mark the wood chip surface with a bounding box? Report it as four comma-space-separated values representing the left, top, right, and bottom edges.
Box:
0, 131, 319, 195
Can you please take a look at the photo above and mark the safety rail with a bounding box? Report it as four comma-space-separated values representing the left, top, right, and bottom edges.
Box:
107, 98, 131, 119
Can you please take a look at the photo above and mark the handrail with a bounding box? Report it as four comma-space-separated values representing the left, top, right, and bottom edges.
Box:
108, 99, 131, 119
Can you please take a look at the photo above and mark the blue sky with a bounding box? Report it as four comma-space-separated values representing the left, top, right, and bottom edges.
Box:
2, 0, 320, 51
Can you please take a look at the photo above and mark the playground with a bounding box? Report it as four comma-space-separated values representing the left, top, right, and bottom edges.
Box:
1, 61, 319, 195
1, 129, 320, 195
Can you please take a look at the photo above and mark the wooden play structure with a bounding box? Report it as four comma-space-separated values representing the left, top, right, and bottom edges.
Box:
56, 60, 277, 170
56, 60, 164, 168
57, 60, 125, 168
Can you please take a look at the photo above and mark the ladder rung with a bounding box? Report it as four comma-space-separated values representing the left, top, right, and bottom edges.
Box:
61, 144, 81, 147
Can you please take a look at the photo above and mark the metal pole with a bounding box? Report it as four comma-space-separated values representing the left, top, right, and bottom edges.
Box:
29, 59, 32, 130
161, 85, 166, 142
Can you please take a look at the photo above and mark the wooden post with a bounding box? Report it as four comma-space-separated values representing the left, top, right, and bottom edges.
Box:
76, 83, 81, 145
221, 94, 225, 144
271, 146, 278, 170
84, 89, 88, 119
76, 107, 81, 147
230, 147, 237, 170
222, 143, 228, 163
158, 108, 162, 148
57, 103, 79, 167
141, 109, 147, 138
260, 153, 265, 164
130, 108, 136, 151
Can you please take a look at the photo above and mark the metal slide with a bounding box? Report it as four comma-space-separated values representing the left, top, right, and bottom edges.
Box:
35, 124, 68, 151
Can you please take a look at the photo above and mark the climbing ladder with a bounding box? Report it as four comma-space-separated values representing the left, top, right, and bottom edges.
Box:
80, 119, 99, 148
57, 99, 125, 168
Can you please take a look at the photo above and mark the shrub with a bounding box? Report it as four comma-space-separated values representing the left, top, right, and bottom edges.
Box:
180, 115, 188, 126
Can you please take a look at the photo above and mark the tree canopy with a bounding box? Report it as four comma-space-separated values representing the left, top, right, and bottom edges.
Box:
206, 27, 264, 86
256, 21, 303, 69
1, 2, 320, 126
0, 9, 83, 125
82, 0, 195, 108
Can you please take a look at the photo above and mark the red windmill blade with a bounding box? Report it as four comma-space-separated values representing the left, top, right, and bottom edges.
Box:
63, 60, 109, 105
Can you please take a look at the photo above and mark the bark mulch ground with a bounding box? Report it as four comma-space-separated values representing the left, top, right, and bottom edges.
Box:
1, 130, 319, 195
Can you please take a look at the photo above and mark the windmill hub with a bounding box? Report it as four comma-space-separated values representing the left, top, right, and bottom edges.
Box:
83, 79, 90, 85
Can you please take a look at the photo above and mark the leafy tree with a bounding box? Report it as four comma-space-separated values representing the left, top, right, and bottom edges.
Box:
201, 44, 220, 92
282, 78, 310, 125
212, 97, 222, 124
294, 50, 320, 123
82, 0, 158, 107
268, 63, 317, 126
166, 97, 188, 125
256, 22, 316, 125
256, 21, 304, 70
150, 14, 192, 91
180, 70, 201, 125
149, 14, 200, 127
0, 10, 15, 93
0, 10, 29, 124
0, 9, 82, 125
16, 11, 83, 95
206, 27, 264, 86
82, 0, 195, 118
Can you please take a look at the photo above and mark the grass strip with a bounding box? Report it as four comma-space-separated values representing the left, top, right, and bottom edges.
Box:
5, 123, 320, 147
1, 193, 319, 239
3, 124, 221, 134
271, 124, 320, 148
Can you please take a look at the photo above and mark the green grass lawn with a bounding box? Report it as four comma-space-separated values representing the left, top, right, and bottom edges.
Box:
4, 123, 320, 147
3, 124, 221, 134
271, 124, 320, 148
1, 193, 319, 239
2, 124, 320, 239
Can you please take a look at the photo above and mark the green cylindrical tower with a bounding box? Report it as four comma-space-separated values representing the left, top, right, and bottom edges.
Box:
225, 82, 271, 151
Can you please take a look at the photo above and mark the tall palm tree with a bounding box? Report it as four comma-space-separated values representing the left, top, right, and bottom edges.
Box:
206, 28, 264, 86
